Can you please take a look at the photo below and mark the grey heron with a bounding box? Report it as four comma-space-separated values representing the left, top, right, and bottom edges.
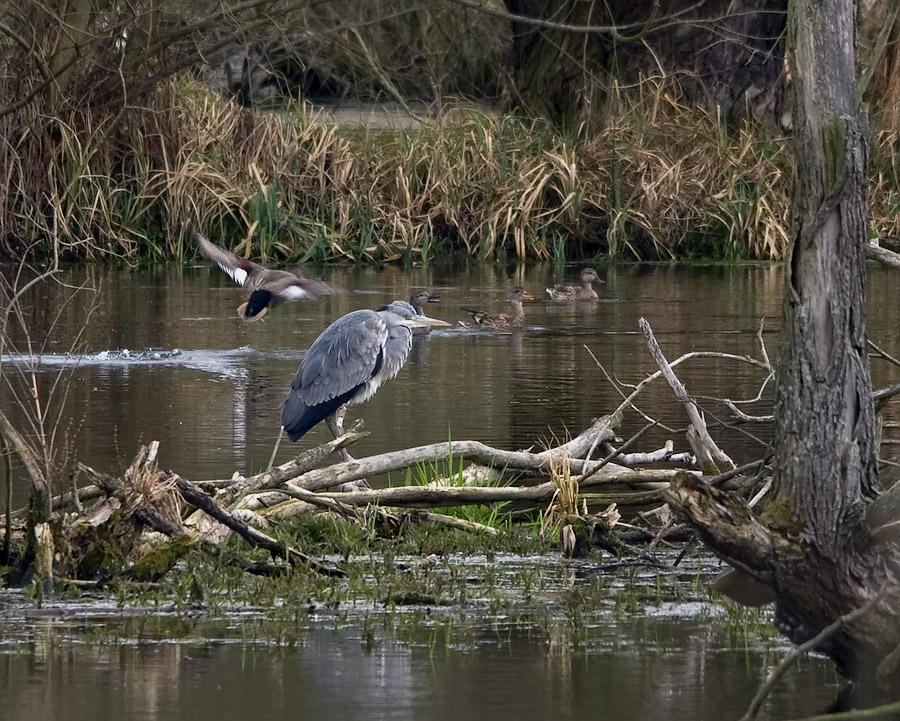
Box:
194, 232, 333, 320
546, 268, 604, 301
281, 300, 449, 459
461, 287, 534, 331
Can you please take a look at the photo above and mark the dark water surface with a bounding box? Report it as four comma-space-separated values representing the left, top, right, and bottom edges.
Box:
4, 261, 900, 486
2, 261, 898, 719
1, 551, 842, 721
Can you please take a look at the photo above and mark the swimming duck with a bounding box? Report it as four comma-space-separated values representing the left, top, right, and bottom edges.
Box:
546, 268, 603, 301
461, 287, 534, 331
408, 291, 442, 335
409, 291, 440, 315
195, 232, 333, 320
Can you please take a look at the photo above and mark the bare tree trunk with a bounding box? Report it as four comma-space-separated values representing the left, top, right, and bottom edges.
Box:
776, 0, 876, 543
502, 0, 787, 129
666, 0, 900, 707
503, 0, 597, 132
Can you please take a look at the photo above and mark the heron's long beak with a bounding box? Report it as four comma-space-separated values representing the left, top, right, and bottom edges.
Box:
404, 313, 451, 328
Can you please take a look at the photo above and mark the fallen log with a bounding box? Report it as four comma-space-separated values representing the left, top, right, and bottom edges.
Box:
310, 480, 669, 509
165, 471, 344, 577
285, 417, 652, 491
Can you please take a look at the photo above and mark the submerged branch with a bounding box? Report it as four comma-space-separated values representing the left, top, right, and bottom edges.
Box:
740, 591, 889, 721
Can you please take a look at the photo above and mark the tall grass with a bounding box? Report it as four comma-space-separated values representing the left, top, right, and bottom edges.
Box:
5, 75, 900, 264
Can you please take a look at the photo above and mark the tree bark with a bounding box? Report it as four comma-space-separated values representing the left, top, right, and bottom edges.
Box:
766, 2, 900, 696
665, 0, 900, 706
502, 0, 788, 129
503, 0, 596, 132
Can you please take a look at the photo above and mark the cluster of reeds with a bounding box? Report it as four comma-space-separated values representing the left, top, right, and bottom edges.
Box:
5, 73, 900, 264
870, 128, 900, 247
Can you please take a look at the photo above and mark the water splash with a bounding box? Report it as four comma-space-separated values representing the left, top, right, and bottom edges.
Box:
0, 347, 260, 380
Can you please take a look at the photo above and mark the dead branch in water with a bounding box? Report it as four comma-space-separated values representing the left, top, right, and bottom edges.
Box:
4, 334, 785, 592
75, 448, 344, 578
287, 416, 617, 491
640, 318, 736, 474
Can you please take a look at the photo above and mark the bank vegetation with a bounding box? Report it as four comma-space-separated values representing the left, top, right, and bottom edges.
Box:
1, 0, 898, 264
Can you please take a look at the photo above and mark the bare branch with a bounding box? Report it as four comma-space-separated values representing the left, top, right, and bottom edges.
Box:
739, 591, 888, 721
865, 242, 900, 269
639, 317, 735, 474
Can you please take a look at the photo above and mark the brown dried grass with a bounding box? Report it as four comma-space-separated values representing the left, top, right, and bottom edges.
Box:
7, 73, 900, 264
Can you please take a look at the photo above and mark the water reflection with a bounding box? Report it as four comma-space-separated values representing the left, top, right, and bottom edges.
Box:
2, 263, 900, 491
0, 609, 839, 721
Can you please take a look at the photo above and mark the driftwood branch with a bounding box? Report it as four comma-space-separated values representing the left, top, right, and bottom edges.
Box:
604, 441, 695, 467
216, 431, 368, 507
865, 242, 900, 269
279, 483, 364, 522
166, 471, 344, 577
288, 417, 617, 491
639, 317, 736, 474
311, 479, 670, 509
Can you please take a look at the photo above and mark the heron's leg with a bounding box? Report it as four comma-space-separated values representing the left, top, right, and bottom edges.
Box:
268, 426, 285, 470
324, 406, 346, 440
326, 408, 370, 489
326, 406, 355, 463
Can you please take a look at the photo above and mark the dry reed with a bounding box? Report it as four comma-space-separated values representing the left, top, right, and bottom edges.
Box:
4, 73, 900, 264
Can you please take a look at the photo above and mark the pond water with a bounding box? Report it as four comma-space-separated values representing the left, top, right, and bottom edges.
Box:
4, 261, 900, 488
1, 551, 842, 721
2, 260, 899, 719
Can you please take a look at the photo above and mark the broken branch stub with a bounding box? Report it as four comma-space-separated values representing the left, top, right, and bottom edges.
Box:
639, 317, 735, 475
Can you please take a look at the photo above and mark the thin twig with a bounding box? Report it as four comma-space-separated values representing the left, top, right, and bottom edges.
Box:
576, 419, 661, 484
583, 344, 677, 432
739, 591, 888, 721
706, 457, 768, 487
868, 339, 900, 370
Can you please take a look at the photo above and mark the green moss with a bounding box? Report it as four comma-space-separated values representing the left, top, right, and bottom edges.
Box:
125, 537, 197, 582
758, 497, 807, 537
75, 545, 117, 578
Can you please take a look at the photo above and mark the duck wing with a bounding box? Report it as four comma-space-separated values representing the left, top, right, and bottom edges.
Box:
194, 232, 264, 288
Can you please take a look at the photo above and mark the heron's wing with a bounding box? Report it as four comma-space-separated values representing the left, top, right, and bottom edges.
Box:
295, 309, 388, 407
194, 232, 263, 287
